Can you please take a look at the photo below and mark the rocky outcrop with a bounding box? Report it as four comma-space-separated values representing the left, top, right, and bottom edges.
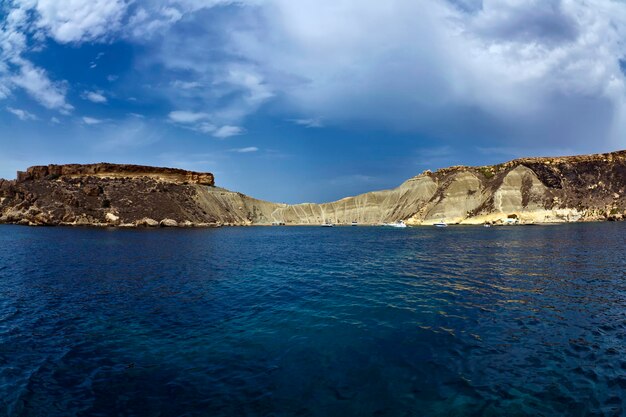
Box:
0, 165, 225, 227
0, 151, 625, 227
17, 163, 214, 186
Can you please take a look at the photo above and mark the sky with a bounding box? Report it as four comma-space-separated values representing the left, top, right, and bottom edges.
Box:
1, 0, 626, 203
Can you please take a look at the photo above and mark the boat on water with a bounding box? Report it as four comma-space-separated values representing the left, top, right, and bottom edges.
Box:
483, 223, 491, 228
384, 220, 407, 228
321, 222, 334, 227
351, 221, 358, 226
434, 220, 448, 228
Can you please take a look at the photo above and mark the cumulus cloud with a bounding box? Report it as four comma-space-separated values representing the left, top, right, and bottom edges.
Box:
0, 0, 129, 112
10, 62, 73, 113
126, 0, 238, 39
82, 90, 107, 103
82, 116, 103, 125
3, 0, 626, 153
211, 0, 626, 150
6, 106, 37, 120
30, 0, 129, 43
213, 125, 244, 138
128, 5, 184, 39
168, 110, 244, 138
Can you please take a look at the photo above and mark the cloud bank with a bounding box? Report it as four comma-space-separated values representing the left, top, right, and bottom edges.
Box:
1, 0, 626, 152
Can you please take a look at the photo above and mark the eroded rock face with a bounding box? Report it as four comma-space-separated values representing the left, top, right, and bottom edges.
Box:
0, 151, 625, 227
268, 175, 439, 225
420, 171, 483, 224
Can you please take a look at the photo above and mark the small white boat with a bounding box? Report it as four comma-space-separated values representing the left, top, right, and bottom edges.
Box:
434, 221, 447, 228
321, 222, 334, 227
351, 221, 358, 226
385, 220, 407, 228
483, 223, 491, 228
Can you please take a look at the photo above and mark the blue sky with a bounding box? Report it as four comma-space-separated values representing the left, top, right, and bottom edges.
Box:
1, 0, 626, 203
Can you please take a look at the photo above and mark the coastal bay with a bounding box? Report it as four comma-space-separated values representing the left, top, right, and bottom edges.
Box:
1, 224, 624, 416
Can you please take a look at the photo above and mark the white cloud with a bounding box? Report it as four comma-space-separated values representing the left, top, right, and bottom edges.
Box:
0, 2, 76, 113
3, 0, 626, 153
128, 6, 184, 39
196, 122, 217, 133
213, 125, 244, 138
167, 110, 244, 138
6, 106, 37, 121
209, 0, 626, 150
171, 80, 202, 89
82, 116, 103, 125
168, 110, 209, 123
50, 116, 60, 123
231, 146, 258, 153
31, 0, 129, 43
10, 62, 73, 113
0, 0, 131, 113
82, 90, 107, 103
126, 0, 239, 39
292, 118, 323, 128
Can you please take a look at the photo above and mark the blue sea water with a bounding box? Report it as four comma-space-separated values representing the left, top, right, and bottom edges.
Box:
0, 223, 624, 417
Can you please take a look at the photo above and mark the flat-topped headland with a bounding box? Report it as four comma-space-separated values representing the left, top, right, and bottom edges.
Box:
17, 163, 214, 185
1, 151, 625, 227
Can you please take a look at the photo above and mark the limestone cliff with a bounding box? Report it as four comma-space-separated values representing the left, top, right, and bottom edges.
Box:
270, 151, 625, 225
1, 152, 625, 227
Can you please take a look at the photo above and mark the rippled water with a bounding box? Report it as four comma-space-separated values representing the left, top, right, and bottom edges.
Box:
0, 224, 624, 416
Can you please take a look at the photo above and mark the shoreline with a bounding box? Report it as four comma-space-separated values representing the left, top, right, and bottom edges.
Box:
2, 151, 625, 227
0, 218, 620, 229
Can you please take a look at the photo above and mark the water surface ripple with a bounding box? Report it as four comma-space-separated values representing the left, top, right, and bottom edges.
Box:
0, 224, 624, 416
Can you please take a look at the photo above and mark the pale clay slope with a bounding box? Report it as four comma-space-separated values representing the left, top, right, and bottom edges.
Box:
195, 165, 587, 225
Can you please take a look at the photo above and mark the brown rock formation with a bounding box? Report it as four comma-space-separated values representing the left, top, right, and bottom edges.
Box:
16, 163, 214, 186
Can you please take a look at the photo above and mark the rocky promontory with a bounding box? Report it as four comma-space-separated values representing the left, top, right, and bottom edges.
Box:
1, 151, 625, 227
0, 163, 262, 227
16, 163, 214, 185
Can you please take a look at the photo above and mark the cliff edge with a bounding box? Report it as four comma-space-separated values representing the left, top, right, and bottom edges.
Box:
17, 163, 214, 185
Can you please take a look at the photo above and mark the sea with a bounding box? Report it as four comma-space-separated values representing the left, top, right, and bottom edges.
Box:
0, 223, 624, 416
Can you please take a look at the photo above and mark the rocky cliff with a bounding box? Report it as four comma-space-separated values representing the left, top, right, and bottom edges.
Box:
0, 163, 238, 227
269, 151, 626, 225
17, 163, 214, 185
1, 152, 625, 227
